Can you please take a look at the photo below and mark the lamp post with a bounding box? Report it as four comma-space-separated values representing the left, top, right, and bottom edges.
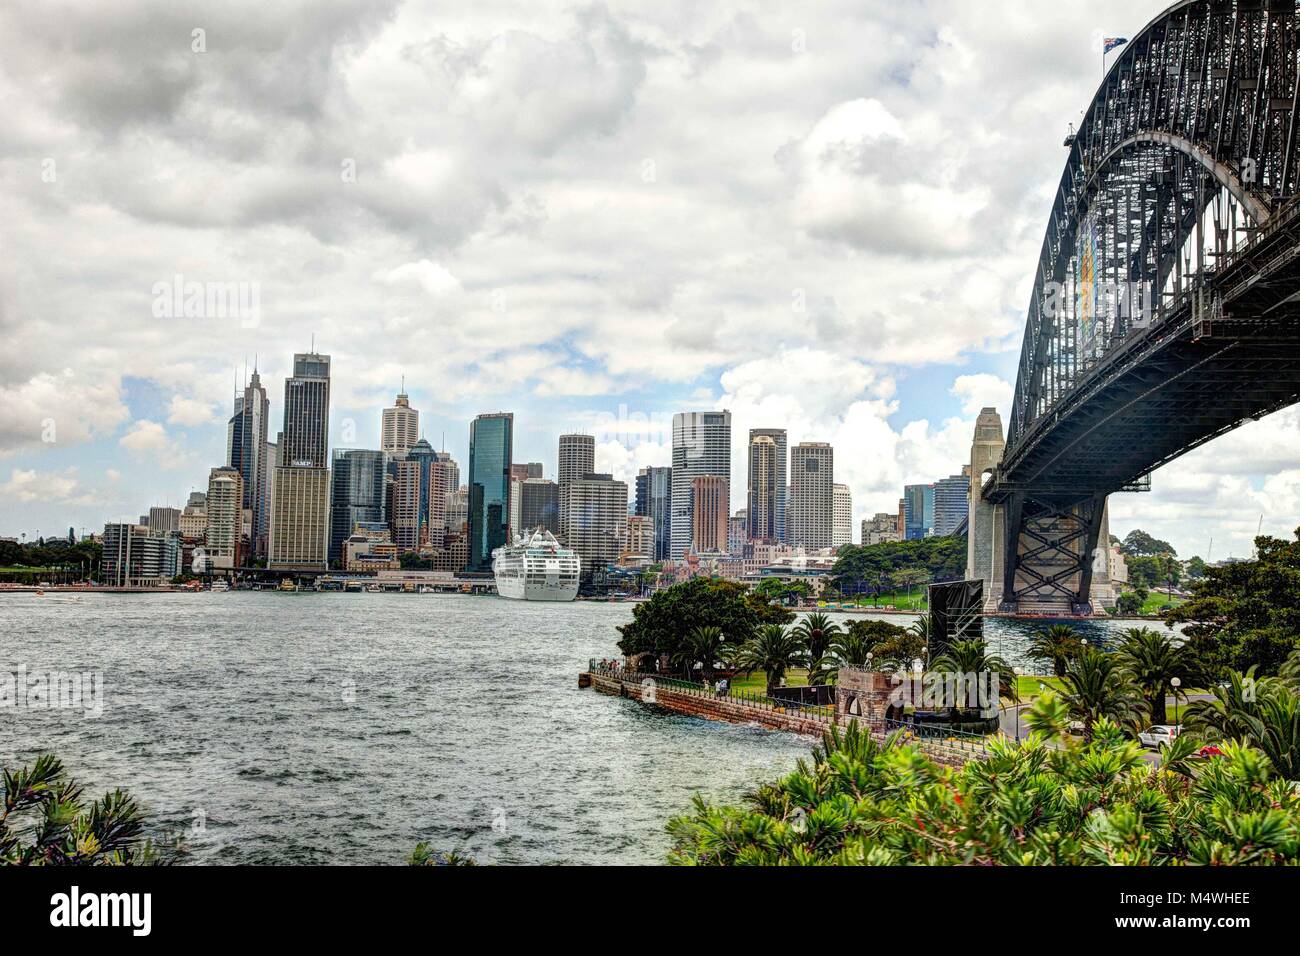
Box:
1170, 676, 1182, 725
1014, 667, 1025, 742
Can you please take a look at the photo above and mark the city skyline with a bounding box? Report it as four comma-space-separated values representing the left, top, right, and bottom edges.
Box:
3, 0, 1296, 562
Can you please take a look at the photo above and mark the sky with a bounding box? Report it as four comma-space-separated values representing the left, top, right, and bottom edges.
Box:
0, 0, 1295, 561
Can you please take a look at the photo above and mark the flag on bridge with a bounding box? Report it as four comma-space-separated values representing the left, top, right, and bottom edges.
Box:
1104, 37, 1128, 54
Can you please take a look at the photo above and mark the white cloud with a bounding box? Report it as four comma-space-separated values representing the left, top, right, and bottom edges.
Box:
0, 467, 98, 504
119, 420, 168, 452
167, 395, 216, 427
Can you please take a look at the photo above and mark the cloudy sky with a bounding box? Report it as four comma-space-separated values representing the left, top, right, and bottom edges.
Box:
0, 0, 1294, 560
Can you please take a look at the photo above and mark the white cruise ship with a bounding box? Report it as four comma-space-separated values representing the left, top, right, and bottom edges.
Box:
492, 529, 581, 602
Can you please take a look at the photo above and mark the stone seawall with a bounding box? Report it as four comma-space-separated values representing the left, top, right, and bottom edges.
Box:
583, 670, 982, 768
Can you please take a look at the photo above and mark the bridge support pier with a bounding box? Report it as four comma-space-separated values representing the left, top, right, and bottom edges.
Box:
966, 409, 1115, 617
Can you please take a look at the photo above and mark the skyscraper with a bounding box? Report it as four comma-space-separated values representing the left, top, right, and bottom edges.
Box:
381, 391, 419, 457
147, 506, 180, 535
789, 442, 834, 550
560, 473, 628, 574
269, 351, 331, 570
690, 475, 730, 554
833, 483, 853, 549
427, 451, 459, 541
634, 465, 672, 561
227, 368, 270, 559
329, 449, 386, 566
747, 434, 779, 542
520, 478, 560, 535
748, 428, 787, 542
206, 466, 244, 570
557, 435, 595, 486
671, 411, 731, 560
903, 484, 936, 540
932, 473, 969, 537
389, 456, 421, 552
467, 412, 513, 573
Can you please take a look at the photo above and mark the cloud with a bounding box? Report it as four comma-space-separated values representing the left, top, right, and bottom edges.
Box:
0, 371, 129, 456
951, 374, 1013, 419
0, 467, 99, 504
373, 260, 461, 297
119, 420, 168, 452
167, 395, 217, 427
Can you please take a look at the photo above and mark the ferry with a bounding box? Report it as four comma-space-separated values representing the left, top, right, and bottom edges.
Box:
491, 529, 580, 602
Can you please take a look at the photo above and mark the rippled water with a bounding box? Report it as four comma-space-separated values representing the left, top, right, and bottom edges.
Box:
0, 592, 1168, 865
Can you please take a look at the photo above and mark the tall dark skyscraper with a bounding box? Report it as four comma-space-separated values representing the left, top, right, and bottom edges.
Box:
467, 412, 513, 573
635, 465, 672, 561
329, 449, 385, 566
227, 367, 270, 559
748, 428, 787, 542
281, 352, 331, 468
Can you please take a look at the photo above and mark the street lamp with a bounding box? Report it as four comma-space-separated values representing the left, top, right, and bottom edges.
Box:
1013, 667, 1025, 742
1170, 676, 1182, 725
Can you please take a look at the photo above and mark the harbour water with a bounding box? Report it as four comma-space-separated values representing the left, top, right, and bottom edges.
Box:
0, 592, 1170, 864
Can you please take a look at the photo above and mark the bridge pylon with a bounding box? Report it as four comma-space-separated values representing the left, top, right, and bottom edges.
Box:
966, 408, 1115, 617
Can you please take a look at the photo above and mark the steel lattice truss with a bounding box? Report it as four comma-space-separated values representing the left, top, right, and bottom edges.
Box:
999, 0, 1300, 498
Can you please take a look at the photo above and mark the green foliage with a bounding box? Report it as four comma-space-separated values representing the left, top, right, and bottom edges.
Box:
1114, 591, 1145, 617
1166, 529, 1300, 677
753, 578, 812, 604
1054, 647, 1148, 742
408, 843, 478, 866
617, 577, 794, 661
929, 639, 1017, 706
2, 755, 160, 865
1127, 555, 1180, 590
1120, 529, 1177, 558
1114, 627, 1194, 726
1184, 657, 1300, 781
667, 718, 1300, 865
726, 625, 810, 695
1027, 624, 1086, 678
792, 613, 841, 675
830, 537, 967, 595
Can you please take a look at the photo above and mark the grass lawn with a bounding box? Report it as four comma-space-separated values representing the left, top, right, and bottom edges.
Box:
1138, 591, 1185, 615
1015, 675, 1066, 701
728, 667, 811, 694
823, 590, 928, 611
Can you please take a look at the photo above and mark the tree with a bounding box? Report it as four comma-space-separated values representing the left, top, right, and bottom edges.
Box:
1120, 529, 1177, 558
667, 712, 1300, 865
1183, 664, 1300, 781
1114, 591, 1145, 616
683, 626, 727, 681
1165, 529, 1300, 677
1055, 647, 1148, 741
727, 625, 809, 695
2, 755, 160, 865
1027, 624, 1086, 678
927, 639, 1017, 710
830, 536, 967, 597
1113, 627, 1193, 726
617, 578, 793, 663
792, 612, 841, 680
1184, 556, 1208, 580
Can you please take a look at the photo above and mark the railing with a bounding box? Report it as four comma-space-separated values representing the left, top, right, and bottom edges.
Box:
586, 663, 834, 725
885, 718, 994, 757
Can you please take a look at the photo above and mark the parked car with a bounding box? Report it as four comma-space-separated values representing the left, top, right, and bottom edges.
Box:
1138, 725, 1182, 749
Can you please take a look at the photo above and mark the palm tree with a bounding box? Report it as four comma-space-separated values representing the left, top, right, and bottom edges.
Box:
1027, 624, 1085, 678
1057, 646, 1148, 742
793, 613, 841, 682
687, 625, 727, 682
1114, 627, 1190, 725
928, 639, 1017, 712
1184, 669, 1300, 780
810, 628, 877, 685
728, 624, 809, 696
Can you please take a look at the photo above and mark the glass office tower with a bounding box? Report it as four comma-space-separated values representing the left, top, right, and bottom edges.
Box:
467, 412, 513, 573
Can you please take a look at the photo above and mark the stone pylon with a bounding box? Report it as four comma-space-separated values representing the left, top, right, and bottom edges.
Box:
966, 408, 1006, 611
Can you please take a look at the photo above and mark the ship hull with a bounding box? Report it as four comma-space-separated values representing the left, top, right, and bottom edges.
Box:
495, 575, 579, 602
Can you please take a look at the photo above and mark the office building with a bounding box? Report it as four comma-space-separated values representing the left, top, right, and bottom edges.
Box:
427, 453, 459, 538
520, 478, 560, 536
904, 484, 935, 540
622, 514, 653, 564
381, 390, 419, 457
789, 442, 834, 550
560, 473, 628, 574
748, 428, 787, 542
747, 434, 780, 542
205, 466, 244, 570
862, 512, 902, 546
932, 473, 969, 537
147, 506, 180, 535
329, 449, 386, 566
670, 411, 731, 560
228, 368, 271, 559
833, 483, 853, 549
102, 523, 181, 586
269, 351, 331, 570
634, 466, 672, 562
691, 475, 730, 554
467, 413, 513, 573
728, 509, 748, 555
557, 434, 595, 486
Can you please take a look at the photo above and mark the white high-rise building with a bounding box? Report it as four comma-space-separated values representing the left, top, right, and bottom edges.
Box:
833, 483, 853, 549
560, 473, 628, 573
788, 442, 834, 550
206, 466, 244, 570
670, 411, 731, 560
381, 391, 419, 458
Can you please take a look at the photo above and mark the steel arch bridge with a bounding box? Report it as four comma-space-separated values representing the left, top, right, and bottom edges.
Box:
975, 0, 1300, 615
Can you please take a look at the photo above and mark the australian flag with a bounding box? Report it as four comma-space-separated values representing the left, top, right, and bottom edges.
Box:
1104, 37, 1128, 54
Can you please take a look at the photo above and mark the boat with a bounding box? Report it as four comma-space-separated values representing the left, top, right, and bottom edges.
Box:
210, 579, 231, 592
492, 528, 581, 602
